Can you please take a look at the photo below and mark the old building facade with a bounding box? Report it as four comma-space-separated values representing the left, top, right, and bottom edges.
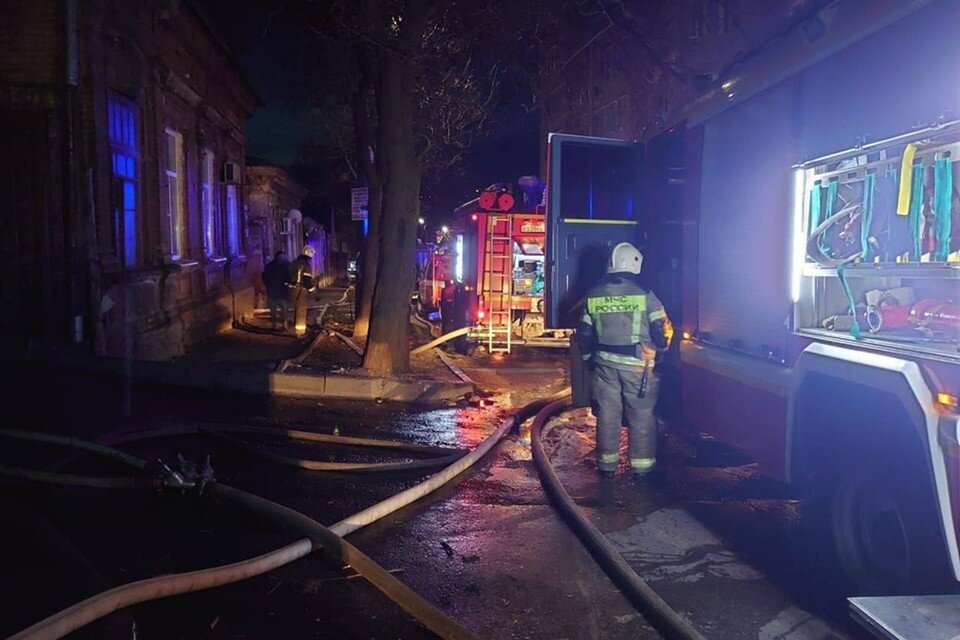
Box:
536, 0, 810, 161
246, 158, 308, 276
0, 0, 260, 360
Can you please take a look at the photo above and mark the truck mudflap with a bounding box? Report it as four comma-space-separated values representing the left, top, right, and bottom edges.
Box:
849, 595, 960, 640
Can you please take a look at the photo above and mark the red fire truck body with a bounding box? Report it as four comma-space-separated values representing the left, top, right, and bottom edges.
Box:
546, 1, 960, 634
419, 185, 556, 351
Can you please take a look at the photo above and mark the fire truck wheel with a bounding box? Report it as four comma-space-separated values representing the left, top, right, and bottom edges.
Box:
803, 461, 952, 597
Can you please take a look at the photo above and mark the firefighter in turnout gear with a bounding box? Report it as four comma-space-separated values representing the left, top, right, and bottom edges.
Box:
288, 245, 317, 335
577, 242, 673, 479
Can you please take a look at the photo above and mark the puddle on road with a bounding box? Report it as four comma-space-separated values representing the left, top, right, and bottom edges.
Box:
606, 508, 764, 583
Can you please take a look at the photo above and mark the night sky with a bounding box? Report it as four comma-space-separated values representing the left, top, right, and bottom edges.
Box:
199, 0, 541, 228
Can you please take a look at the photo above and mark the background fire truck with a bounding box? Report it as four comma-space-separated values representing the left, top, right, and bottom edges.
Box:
418, 179, 566, 353
545, 0, 960, 635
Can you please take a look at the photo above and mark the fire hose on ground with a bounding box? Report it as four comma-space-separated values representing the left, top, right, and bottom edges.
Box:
329, 325, 471, 358
530, 397, 709, 640
410, 327, 471, 356
2, 395, 559, 640
103, 422, 469, 474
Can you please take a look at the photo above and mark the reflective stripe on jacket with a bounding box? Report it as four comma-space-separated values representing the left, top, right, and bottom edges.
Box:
577, 275, 667, 370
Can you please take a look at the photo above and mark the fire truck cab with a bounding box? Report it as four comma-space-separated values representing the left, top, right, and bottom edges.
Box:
545, 1, 960, 636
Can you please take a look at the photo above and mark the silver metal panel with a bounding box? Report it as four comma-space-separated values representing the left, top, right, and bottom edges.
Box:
677, 0, 936, 128
850, 595, 960, 640
697, 80, 796, 354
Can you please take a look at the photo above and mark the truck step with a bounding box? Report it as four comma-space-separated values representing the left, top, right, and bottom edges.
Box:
849, 595, 960, 640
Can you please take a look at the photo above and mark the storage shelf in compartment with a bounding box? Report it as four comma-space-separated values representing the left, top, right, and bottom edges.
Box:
803, 263, 960, 279
797, 328, 960, 363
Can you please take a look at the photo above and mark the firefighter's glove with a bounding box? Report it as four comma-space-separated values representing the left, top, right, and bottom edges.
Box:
650, 319, 672, 350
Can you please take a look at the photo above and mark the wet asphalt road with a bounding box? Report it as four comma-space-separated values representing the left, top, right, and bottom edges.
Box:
0, 349, 864, 640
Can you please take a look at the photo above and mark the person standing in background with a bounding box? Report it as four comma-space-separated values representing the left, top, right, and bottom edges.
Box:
262, 251, 289, 331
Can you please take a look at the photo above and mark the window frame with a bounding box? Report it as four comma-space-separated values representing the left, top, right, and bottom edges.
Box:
164, 128, 186, 260
224, 177, 242, 257
107, 92, 139, 267
201, 148, 220, 258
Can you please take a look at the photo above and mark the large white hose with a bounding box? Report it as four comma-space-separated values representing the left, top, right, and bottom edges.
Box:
7, 541, 313, 640
328, 411, 515, 536
410, 327, 471, 355
5, 394, 564, 640
327, 389, 568, 537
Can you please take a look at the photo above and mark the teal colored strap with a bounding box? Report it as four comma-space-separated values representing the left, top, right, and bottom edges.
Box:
825, 180, 838, 219
823, 181, 838, 254
860, 173, 876, 261
909, 163, 925, 260
934, 158, 953, 261
810, 183, 822, 232
836, 263, 861, 339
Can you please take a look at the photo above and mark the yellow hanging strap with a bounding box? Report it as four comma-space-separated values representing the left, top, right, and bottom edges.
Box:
896, 143, 918, 216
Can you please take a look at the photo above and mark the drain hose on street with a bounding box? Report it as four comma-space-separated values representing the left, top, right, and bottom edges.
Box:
530, 398, 709, 640
5, 396, 558, 640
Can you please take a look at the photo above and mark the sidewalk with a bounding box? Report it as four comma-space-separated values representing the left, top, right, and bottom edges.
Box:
39, 288, 475, 406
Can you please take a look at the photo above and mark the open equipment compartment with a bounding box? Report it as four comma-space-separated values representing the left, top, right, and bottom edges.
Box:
794, 122, 960, 361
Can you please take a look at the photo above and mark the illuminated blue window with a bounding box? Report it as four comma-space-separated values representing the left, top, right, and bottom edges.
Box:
226, 183, 240, 256
108, 94, 138, 267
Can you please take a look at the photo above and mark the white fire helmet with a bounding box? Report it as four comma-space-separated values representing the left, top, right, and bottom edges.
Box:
302, 245, 316, 258
608, 242, 643, 275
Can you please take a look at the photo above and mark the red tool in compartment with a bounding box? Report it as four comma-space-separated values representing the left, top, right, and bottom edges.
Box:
865, 303, 912, 332
911, 299, 960, 333
866, 298, 960, 334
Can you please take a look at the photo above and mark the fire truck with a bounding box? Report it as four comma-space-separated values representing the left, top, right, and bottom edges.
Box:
546, 1, 960, 635
418, 180, 566, 353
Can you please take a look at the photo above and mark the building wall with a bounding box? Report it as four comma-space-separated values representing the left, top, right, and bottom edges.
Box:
91, 0, 260, 360
0, 0, 260, 360
537, 0, 805, 165
246, 163, 309, 305
0, 0, 73, 355
0, 0, 63, 85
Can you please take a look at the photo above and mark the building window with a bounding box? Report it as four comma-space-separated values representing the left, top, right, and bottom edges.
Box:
164, 129, 185, 259
201, 150, 218, 257
594, 95, 627, 137
225, 183, 241, 256
599, 46, 624, 82
108, 93, 138, 267
692, 1, 731, 41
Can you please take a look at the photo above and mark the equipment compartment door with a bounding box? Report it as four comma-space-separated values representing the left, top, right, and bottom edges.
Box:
545, 134, 643, 328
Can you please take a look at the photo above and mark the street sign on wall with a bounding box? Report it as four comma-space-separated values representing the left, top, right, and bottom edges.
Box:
351, 187, 369, 221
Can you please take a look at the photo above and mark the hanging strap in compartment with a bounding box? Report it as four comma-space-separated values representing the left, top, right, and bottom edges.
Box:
908, 163, 925, 261
809, 183, 822, 233
825, 179, 838, 220
897, 143, 918, 215
810, 181, 837, 255
860, 173, 876, 261
836, 263, 862, 339
877, 169, 901, 261
933, 158, 953, 261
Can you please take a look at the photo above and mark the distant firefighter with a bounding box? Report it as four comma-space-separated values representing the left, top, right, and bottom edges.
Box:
289, 245, 318, 334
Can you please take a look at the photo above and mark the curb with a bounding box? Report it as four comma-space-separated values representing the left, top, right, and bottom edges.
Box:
39, 354, 475, 406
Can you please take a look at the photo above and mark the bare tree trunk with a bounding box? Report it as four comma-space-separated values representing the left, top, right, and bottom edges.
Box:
362, 48, 420, 374
352, 44, 381, 339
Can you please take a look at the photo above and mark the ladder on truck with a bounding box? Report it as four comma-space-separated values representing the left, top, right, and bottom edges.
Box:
484, 216, 513, 353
